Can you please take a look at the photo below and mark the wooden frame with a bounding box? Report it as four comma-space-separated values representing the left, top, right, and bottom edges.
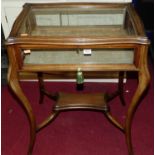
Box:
6, 3, 150, 155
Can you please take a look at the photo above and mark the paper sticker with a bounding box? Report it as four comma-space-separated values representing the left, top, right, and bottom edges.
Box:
20, 33, 28, 36
24, 50, 31, 54
83, 49, 92, 55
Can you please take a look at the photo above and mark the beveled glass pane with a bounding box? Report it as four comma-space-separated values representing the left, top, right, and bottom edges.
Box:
23, 49, 134, 65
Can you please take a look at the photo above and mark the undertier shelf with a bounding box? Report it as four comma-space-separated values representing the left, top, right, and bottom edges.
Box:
54, 92, 108, 111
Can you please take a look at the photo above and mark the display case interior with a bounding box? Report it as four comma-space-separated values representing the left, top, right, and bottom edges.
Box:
17, 6, 136, 37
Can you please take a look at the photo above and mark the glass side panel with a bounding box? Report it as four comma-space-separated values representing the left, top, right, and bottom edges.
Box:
18, 7, 136, 37
23, 49, 134, 65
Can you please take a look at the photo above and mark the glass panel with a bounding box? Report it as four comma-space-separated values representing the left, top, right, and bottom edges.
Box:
18, 7, 136, 37
33, 9, 124, 26
23, 49, 134, 65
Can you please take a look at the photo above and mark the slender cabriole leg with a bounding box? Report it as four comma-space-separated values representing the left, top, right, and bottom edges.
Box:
125, 45, 150, 155
105, 72, 126, 105
37, 72, 58, 103
118, 71, 126, 106
7, 46, 37, 155
37, 72, 45, 104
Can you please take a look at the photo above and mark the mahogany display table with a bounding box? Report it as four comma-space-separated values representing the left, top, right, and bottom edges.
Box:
6, 3, 150, 155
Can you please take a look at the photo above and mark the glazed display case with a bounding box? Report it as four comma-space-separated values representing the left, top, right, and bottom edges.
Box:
6, 3, 150, 155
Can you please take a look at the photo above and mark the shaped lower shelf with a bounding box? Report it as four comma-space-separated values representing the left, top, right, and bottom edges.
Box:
54, 92, 108, 111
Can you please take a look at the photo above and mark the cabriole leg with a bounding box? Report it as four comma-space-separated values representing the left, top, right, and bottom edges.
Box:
8, 70, 37, 155
118, 71, 126, 106
37, 72, 45, 104
7, 46, 37, 155
125, 45, 150, 155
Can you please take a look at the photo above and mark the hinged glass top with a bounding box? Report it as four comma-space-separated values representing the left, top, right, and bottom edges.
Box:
17, 5, 136, 37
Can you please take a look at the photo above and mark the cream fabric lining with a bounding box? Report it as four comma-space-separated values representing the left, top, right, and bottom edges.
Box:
31, 26, 128, 37
24, 49, 134, 64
